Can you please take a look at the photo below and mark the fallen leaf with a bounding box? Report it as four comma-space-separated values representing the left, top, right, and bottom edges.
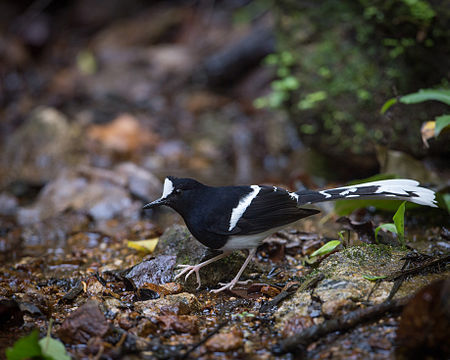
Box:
362, 274, 387, 281
87, 114, 158, 153
6, 330, 41, 360
310, 240, 341, 257
420, 121, 435, 148
39, 335, 71, 360
127, 238, 159, 253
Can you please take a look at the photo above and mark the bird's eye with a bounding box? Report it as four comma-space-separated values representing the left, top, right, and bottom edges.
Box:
175, 189, 182, 194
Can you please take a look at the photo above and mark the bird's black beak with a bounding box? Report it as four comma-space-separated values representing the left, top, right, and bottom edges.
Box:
143, 198, 167, 209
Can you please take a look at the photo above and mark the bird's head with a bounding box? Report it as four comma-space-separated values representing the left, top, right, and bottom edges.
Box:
143, 176, 205, 210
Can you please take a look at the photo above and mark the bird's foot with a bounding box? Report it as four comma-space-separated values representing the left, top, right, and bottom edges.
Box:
174, 264, 202, 290
210, 279, 251, 293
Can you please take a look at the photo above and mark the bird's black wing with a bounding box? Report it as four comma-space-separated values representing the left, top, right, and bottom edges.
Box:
206, 185, 320, 236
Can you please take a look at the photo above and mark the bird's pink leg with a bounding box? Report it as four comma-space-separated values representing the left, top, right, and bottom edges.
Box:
211, 248, 257, 293
174, 251, 232, 290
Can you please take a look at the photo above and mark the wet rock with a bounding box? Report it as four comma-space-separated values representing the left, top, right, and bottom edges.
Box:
281, 315, 314, 338
124, 255, 177, 287
17, 167, 137, 225
156, 314, 198, 334
275, 244, 450, 328
134, 293, 200, 318
60, 280, 84, 303
135, 282, 182, 299
321, 298, 357, 317
136, 318, 158, 337
85, 276, 105, 297
58, 300, 109, 344
118, 314, 134, 331
154, 225, 264, 291
87, 182, 133, 220
114, 162, 162, 201
0, 193, 19, 216
0, 107, 83, 187
205, 329, 243, 352
103, 297, 123, 319
20, 213, 89, 248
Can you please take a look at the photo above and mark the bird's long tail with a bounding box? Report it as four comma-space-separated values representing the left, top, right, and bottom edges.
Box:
296, 179, 437, 207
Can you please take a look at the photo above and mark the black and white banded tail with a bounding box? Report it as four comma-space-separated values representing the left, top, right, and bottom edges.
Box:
296, 179, 437, 207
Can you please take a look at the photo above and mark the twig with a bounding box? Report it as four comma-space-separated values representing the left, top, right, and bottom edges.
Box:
273, 295, 412, 355
260, 273, 324, 313
385, 254, 449, 301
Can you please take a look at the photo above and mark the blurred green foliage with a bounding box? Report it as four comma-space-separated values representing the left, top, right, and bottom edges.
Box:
256, 0, 449, 163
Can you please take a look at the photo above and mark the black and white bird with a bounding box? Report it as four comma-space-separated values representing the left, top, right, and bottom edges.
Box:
144, 177, 437, 293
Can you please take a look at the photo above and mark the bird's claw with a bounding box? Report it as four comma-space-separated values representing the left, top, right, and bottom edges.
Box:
174, 264, 202, 289
211, 279, 252, 294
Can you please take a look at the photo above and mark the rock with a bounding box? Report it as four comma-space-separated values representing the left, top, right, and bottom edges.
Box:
103, 297, 122, 319
134, 293, 200, 318
20, 213, 89, 248
136, 318, 158, 337
16, 167, 137, 225
124, 255, 177, 287
87, 182, 133, 220
205, 329, 243, 352
58, 300, 109, 344
0, 193, 19, 216
156, 314, 199, 334
281, 315, 314, 338
114, 162, 162, 201
153, 225, 264, 291
0, 107, 83, 187
274, 244, 450, 328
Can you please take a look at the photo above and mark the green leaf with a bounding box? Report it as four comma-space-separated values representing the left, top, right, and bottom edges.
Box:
380, 97, 397, 114
362, 274, 387, 281
39, 336, 71, 360
435, 114, 450, 137
393, 201, 406, 245
374, 223, 397, 243
311, 240, 341, 257
399, 89, 450, 106
441, 193, 450, 213
6, 329, 42, 360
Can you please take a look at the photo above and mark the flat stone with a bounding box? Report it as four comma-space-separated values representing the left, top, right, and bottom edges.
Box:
134, 292, 200, 317
58, 300, 108, 344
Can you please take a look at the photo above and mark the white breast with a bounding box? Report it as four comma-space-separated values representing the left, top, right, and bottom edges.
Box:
220, 225, 287, 251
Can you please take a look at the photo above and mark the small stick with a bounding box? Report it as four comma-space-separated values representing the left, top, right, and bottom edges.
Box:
273, 295, 411, 355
